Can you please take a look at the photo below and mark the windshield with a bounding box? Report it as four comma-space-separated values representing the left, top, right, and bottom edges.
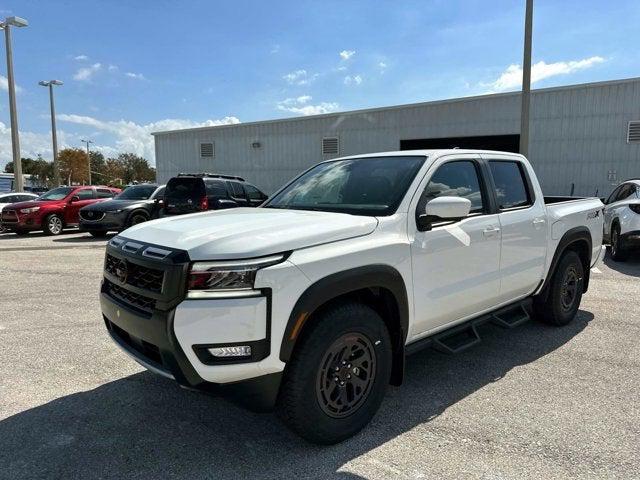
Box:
116, 185, 157, 200
264, 156, 425, 216
38, 187, 74, 201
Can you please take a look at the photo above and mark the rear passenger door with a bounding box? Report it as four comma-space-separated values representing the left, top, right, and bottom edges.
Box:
409, 156, 502, 336
485, 157, 548, 302
65, 188, 95, 224
205, 180, 232, 209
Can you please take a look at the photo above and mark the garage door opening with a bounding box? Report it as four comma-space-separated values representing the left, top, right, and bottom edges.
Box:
400, 134, 520, 153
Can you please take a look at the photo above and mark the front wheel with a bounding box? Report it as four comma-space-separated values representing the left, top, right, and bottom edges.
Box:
277, 302, 392, 444
127, 211, 149, 228
534, 250, 584, 326
43, 214, 64, 236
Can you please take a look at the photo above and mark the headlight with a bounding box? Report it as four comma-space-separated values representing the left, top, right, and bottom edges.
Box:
105, 209, 123, 213
20, 207, 40, 214
187, 254, 285, 298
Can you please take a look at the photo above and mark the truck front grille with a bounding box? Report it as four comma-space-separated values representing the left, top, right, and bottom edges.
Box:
105, 279, 156, 315
80, 210, 105, 221
105, 253, 164, 293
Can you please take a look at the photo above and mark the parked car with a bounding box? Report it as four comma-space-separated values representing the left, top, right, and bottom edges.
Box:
99, 150, 604, 444
1, 185, 121, 235
79, 184, 166, 238
0, 192, 39, 233
603, 179, 640, 261
163, 173, 267, 216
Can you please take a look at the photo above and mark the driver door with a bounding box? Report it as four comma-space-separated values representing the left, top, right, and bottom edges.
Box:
64, 188, 95, 225
408, 156, 502, 338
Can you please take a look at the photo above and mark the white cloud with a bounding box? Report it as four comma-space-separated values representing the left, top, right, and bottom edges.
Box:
73, 63, 102, 81
74, 54, 89, 61
56, 114, 240, 164
125, 72, 146, 80
344, 74, 363, 86
0, 75, 23, 93
277, 96, 339, 116
270, 44, 280, 54
282, 69, 317, 85
339, 50, 355, 61
486, 56, 605, 92
378, 61, 387, 69
108, 64, 118, 72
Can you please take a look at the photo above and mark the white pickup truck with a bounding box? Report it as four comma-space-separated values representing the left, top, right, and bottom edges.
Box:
100, 149, 604, 444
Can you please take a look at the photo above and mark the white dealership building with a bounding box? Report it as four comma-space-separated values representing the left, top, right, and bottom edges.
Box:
153, 77, 640, 196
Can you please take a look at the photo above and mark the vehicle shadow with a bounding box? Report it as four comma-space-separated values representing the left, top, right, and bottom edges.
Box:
52, 233, 117, 243
0, 311, 594, 480
602, 251, 640, 277
0, 230, 78, 241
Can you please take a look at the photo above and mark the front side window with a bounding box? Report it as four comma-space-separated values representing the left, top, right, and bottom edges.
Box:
265, 156, 425, 216
76, 189, 94, 200
420, 161, 485, 214
489, 161, 532, 210
39, 187, 75, 201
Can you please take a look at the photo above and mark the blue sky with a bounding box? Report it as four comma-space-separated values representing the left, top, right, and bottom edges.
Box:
0, 0, 638, 168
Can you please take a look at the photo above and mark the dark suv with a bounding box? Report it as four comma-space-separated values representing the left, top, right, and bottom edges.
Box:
163, 173, 267, 215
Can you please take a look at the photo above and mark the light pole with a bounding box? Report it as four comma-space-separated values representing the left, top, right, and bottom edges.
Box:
0, 16, 28, 192
39, 80, 63, 187
520, 0, 534, 157
81, 139, 94, 185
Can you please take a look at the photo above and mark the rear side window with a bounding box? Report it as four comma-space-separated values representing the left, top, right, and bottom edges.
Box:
205, 180, 227, 198
97, 189, 114, 198
422, 161, 485, 214
489, 161, 533, 210
165, 178, 206, 199
76, 189, 94, 200
226, 181, 246, 199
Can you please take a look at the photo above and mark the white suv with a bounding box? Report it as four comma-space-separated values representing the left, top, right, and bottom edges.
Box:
603, 179, 640, 261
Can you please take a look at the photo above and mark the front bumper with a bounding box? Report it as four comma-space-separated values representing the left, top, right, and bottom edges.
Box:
80, 212, 127, 232
0, 209, 43, 230
100, 238, 287, 409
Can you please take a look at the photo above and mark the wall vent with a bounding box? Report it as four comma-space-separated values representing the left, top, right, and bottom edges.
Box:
322, 137, 339, 155
628, 121, 640, 143
200, 142, 215, 157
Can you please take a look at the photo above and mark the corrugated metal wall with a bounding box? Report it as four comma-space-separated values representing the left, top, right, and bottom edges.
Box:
155, 78, 640, 196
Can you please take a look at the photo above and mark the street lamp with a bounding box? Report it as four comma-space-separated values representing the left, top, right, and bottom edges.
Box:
39, 80, 63, 187
520, 0, 534, 157
0, 16, 29, 192
80, 139, 94, 185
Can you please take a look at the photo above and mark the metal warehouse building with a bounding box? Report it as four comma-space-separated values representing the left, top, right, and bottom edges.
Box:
153, 77, 640, 196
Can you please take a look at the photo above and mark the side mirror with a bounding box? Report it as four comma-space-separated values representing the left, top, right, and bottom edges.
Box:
418, 196, 472, 231
69, 195, 80, 203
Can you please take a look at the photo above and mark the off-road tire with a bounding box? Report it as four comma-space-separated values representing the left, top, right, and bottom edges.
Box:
277, 302, 392, 445
534, 250, 584, 326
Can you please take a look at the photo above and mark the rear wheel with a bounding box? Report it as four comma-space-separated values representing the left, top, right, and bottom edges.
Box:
277, 302, 392, 444
609, 224, 627, 262
43, 214, 64, 236
534, 250, 584, 326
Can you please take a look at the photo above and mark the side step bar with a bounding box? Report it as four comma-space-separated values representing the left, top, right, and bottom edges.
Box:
405, 298, 532, 356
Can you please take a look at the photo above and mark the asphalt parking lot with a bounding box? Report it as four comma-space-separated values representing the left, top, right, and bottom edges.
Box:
0, 231, 639, 480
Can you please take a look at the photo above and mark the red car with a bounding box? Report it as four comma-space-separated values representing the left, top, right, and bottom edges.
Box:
0, 185, 121, 236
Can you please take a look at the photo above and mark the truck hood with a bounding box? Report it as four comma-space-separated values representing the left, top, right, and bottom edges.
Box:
121, 207, 378, 260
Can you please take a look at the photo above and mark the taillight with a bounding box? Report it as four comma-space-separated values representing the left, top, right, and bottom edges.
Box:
199, 196, 208, 210
629, 204, 640, 214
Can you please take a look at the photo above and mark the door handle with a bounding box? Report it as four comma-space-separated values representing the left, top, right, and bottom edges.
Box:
483, 226, 500, 236
532, 217, 546, 228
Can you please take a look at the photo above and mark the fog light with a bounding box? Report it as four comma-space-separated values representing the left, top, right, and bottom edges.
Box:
208, 346, 252, 357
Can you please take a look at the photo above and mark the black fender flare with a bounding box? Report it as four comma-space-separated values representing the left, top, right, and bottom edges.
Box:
538, 226, 593, 300
279, 265, 409, 373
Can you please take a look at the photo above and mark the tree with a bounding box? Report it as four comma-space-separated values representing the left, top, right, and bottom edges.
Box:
107, 153, 155, 184
58, 148, 89, 185
4, 157, 55, 187
90, 150, 107, 182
